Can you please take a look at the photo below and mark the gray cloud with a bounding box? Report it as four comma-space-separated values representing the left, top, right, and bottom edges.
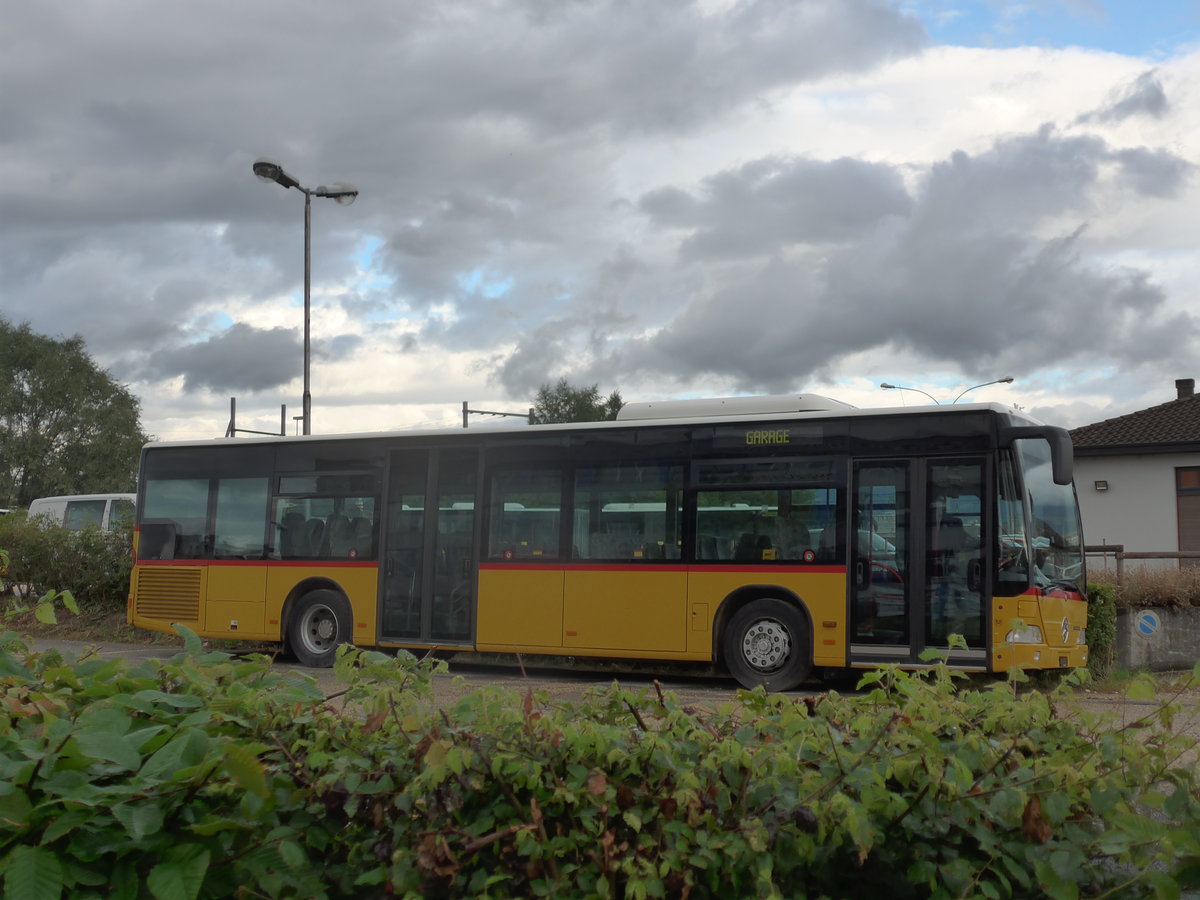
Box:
145, 324, 302, 393
1077, 70, 1169, 124
640, 156, 913, 259
522, 122, 1197, 396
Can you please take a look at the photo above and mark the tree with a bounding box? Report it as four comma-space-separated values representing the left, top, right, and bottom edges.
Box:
529, 378, 623, 425
0, 319, 149, 508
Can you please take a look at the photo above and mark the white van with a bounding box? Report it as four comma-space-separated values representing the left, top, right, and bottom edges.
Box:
27, 494, 136, 532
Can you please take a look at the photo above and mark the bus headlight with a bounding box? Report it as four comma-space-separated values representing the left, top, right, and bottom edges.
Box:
1006, 625, 1044, 644
1077, 628, 1087, 645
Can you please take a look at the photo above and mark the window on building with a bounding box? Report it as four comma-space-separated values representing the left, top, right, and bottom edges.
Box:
1177, 467, 1200, 569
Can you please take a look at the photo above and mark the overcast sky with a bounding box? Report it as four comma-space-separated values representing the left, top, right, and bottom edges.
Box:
4, 0, 1198, 440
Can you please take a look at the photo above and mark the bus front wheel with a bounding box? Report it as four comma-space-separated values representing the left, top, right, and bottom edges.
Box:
724, 598, 812, 692
287, 590, 352, 668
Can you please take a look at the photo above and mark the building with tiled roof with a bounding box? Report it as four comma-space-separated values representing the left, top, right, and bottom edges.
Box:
1070, 378, 1200, 570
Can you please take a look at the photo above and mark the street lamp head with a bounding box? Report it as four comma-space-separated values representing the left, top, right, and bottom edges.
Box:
252, 157, 300, 190
315, 182, 358, 206
998, 376, 1014, 384
880, 383, 897, 390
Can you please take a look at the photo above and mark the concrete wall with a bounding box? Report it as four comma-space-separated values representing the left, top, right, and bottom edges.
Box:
1075, 452, 1200, 573
1116, 607, 1200, 672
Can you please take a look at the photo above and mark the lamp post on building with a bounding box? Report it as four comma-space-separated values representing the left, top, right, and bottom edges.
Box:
252, 157, 358, 435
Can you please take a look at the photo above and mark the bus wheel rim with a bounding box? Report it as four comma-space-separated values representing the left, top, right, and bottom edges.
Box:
742, 619, 790, 672
301, 606, 337, 650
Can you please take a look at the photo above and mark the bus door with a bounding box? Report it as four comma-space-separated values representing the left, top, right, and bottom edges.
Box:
849, 458, 988, 667
379, 447, 478, 644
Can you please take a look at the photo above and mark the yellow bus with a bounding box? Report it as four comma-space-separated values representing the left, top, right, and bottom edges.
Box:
127, 395, 1087, 690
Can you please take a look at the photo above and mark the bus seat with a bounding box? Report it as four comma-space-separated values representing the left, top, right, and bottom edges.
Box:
281, 512, 305, 558
698, 534, 719, 560
817, 526, 838, 562
776, 521, 811, 559
325, 514, 354, 557
351, 517, 373, 554
735, 533, 771, 560
303, 518, 325, 557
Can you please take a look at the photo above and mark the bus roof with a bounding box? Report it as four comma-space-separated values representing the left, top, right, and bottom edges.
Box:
616, 393, 855, 420
141, 399, 1042, 452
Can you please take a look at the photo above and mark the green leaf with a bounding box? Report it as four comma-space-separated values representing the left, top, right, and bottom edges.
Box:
0, 788, 32, 828
112, 802, 165, 842
278, 841, 307, 869
172, 624, 203, 657
220, 743, 269, 798
3, 845, 64, 900
1146, 870, 1181, 900
146, 845, 210, 900
132, 690, 205, 710
33, 602, 58, 626
71, 731, 142, 771
1127, 673, 1158, 702
140, 728, 213, 781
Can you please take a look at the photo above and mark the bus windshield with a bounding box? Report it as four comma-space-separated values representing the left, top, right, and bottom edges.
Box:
1014, 438, 1085, 592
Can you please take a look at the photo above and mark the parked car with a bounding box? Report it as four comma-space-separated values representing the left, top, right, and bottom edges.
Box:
26, 494, 135, 532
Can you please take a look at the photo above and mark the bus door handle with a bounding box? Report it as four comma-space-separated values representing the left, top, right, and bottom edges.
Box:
855, 559, 868, 589
461, 556, 472, 577
967, 558, 982, 593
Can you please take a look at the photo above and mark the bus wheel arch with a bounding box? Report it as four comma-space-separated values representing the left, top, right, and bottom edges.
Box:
283, 581, 353, 668
717, 589, 813, 692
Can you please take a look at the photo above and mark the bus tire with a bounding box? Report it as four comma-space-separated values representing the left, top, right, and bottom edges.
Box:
724, 598, 812, 692
287, 590, 352, 668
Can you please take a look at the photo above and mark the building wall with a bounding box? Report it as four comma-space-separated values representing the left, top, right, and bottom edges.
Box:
1074, 452, 1200, 572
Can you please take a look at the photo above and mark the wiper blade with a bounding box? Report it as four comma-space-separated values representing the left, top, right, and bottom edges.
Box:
1041, 579, 1081, 594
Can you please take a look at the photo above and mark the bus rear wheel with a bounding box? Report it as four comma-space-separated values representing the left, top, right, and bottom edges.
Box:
287, 590, 352, 668
724, 598, 812, 692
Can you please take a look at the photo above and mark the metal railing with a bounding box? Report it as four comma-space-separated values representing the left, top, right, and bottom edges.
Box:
1084, 544, 1200, 580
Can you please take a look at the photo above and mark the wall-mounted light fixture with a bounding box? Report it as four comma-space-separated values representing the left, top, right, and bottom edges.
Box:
1094, 480, 1109, 492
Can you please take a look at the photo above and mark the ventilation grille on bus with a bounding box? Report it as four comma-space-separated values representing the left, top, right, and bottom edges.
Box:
135, 567, 201, 621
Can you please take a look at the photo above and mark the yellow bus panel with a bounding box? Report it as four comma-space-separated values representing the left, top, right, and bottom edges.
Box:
477, 567, 564, 648
205, 567, 268, 638
563, 569, 687, 653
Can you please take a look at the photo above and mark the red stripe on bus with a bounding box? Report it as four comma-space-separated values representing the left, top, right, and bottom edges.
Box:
134, 559, 845, 574
478, 562, 846, 574
135, 559, 378, 569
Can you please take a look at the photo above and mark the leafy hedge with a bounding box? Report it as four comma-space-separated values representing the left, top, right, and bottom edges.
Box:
1085, 581, 1117, 679
2, 630, 1198, 900
0, 511, 131, 608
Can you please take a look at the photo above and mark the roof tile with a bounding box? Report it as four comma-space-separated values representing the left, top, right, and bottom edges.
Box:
1070, 392, 1200, 448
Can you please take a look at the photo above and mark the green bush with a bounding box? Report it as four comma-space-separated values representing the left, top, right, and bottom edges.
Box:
0, 511, 131, 608
1, 634, 1198, 900
1086, 581, 1117, 679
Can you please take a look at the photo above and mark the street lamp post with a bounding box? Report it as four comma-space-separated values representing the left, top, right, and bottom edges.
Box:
881, 378, 1014, 405
252, 158, 358, 436
880, 383, 940, 404
952, 377, 1013, 404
